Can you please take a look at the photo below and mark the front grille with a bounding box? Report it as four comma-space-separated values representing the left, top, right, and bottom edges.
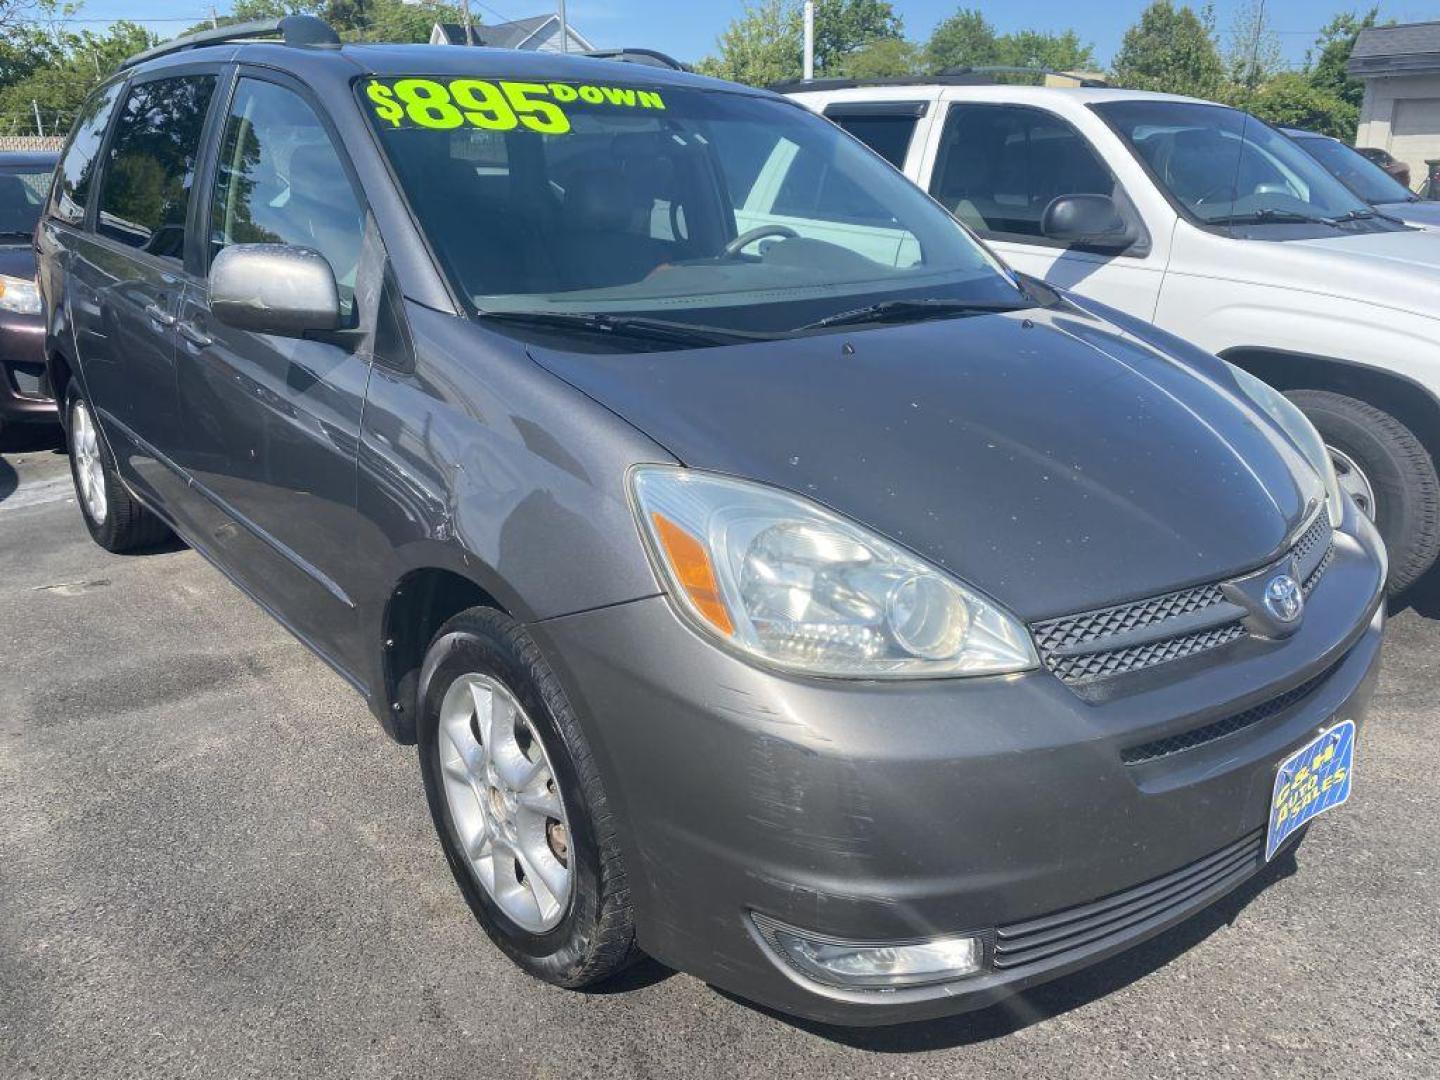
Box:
1121, 658, 1341, 765
1033, 514, 1335, 684
992, 830, 1264, 970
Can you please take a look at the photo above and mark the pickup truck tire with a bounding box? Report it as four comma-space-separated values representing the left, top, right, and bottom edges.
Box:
1287, 389, 1440, 594
65, 387, 172, 554
418, 607, 640, 987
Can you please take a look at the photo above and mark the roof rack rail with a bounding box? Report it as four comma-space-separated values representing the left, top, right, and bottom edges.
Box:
120, 15, 340, 70
581, 48, 689, 72
768, 67, 1109, 93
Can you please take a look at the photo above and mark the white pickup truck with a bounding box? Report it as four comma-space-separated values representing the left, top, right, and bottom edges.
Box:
783, 79, 1440, 593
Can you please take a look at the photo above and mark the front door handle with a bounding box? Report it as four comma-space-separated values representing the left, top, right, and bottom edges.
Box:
144, 302, 176, 327
178, 321, 213, 348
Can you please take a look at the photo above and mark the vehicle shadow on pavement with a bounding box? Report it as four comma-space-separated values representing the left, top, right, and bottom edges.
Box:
0, 425, 64, 505
720, 844, 1302, 1051
1393, 574, 1440, 621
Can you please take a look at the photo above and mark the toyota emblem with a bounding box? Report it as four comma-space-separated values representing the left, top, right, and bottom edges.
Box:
1263, 573, 1304, 623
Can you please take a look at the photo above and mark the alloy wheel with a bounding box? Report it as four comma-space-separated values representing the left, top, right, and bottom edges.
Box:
437, 673, 573, 933
1329, 445, 1376, 522
71, 399, 108, 525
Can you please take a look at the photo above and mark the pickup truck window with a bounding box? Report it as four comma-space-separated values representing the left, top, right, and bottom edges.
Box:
929, 103, 1122, 246
822, 104, 925, 170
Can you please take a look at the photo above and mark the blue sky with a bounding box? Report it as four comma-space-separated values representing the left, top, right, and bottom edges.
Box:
45, 0, 1440, 68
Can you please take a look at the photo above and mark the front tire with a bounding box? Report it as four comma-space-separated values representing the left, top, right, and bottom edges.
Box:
65, 388, 171, 553
1287, 389, 1440, 594
418, 607, 640, 987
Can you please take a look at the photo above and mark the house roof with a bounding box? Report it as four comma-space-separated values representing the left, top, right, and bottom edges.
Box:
431, 15, 594, 52
1348, 21, 1440, 78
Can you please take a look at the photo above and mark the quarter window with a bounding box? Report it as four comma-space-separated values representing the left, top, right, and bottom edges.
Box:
97, 75, 216, 258
50, 82, 123, 226
930, 104, 1122, 244
209, 78, 366, 317
824, 107, 922, 169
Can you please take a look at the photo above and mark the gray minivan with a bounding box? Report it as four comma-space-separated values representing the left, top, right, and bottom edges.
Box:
38, 18, 1385, 1025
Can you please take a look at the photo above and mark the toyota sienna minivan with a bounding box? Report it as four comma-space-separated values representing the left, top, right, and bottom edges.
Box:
37, 17, 1386, 1025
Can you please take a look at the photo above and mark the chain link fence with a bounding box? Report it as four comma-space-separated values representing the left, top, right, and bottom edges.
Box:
0, 134, 65, 152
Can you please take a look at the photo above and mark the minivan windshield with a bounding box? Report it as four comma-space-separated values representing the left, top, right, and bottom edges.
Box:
359, 75, 1032, 337
1095, 100, 1372, 228
1290, 132, 1417, 206
0, 163, 52, 240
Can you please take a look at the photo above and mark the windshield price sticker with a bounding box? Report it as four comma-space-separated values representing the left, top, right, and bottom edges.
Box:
365, 78, 666, 134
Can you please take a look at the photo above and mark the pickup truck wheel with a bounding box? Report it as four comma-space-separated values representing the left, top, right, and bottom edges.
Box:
1287, 389, 1440, 594
418, 607, 640, 987
65, 388, 171, 553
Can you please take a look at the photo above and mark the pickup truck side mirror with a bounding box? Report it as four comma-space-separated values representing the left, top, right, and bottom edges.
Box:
1041, 194, 1135, 252
210, 243, 341, 337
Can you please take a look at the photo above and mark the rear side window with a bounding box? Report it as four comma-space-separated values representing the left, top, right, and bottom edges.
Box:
97, 74, 216, 258
209, 78, 366, 318
50, 82, 123, 226
930, 104, 1118, 242
824, 106, 924, 169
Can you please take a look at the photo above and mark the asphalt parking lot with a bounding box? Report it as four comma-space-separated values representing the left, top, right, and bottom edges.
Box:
2, 425, 1437, 1080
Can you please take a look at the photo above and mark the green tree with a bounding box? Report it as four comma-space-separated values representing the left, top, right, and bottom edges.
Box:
696, 0, 902, 86
1308, 7, 1380, 111
997, 29, 1094, 73
922, 8, 1000, 72
835, 36, 918, 79
0, 17, 154, 136
1111, 1, 1225, 99
1244, 70, 1357, 138
1224, 0, 1283, 91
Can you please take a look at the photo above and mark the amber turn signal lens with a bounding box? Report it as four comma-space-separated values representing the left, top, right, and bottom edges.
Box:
650, 511, 734, 636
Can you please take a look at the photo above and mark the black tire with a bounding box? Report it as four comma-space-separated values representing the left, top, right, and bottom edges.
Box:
1287, 389, 1440, 594
65, 386, 171, 554
417, 606, 640, 987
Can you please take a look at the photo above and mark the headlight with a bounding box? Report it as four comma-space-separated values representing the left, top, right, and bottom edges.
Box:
0, 273, 41, 315
1227, 364, 1344, 528
630, 466, 1037, 678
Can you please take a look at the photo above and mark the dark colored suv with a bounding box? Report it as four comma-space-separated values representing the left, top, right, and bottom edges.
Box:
0, 151, 58, 429
38, 17, 1385, 1025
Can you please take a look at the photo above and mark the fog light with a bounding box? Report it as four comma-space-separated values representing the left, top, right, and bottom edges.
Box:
753, 914, 984, 989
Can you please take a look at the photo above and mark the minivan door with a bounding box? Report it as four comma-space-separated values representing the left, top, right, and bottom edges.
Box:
171, 73, 375, 675
69, 71, 218, 511
924, 101, 1167, 319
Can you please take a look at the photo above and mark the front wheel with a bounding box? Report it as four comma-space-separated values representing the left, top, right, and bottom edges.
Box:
417, 607, 640, 987
1287, 389, 1440, 594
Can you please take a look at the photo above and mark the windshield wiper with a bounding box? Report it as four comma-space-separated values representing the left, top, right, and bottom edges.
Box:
478, 310, 775, 348
1204, 208, 1337, 227
1329, 208, 1378, 223
797, 298, 1032, 332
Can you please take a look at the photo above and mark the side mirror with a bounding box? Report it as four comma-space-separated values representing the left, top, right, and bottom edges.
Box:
1041, 194, 1134, 251
210, 243, 341, 337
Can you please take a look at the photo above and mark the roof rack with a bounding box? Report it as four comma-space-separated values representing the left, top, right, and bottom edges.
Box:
768, 67, 1109, 94
581, 48, 689, 72
120, 15, 340, 70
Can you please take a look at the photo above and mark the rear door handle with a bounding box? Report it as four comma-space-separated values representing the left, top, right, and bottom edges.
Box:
178, 321, 213, 348
144, 303, 176, 327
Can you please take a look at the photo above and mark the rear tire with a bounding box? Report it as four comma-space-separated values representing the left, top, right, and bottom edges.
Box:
65, 387, 171, 553
417, 606, 640, 987
1287, 389, 1440, 594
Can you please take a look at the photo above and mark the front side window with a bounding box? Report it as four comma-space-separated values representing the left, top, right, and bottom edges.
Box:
210, 78, 366, 317
359, 76, 1026, 337
1293, 134, 1415, 206
0, 161, 55, 240
50, 82, 123, 227
1095, 100, 1372, 228
97, 74, 216, 258
929, 104, 1123, 244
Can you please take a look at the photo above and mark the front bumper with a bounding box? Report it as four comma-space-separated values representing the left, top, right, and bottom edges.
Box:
0, 309, 53, 422
530, 510, 1385, 1026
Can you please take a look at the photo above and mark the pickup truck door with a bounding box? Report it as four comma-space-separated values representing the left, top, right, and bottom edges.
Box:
920, 99, 1171, 321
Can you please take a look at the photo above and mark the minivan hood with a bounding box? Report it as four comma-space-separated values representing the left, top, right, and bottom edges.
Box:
1375, 200, 1440, 230
529, 307, 1319, 621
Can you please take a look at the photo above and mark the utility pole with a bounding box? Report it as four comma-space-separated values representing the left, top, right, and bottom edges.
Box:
802, 0, 814, 81
558, 0, 568, 53
32, 100, 44, 138
210, 5, 219, 29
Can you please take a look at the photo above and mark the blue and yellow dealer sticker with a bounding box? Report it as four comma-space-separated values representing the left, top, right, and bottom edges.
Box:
1266, 718, 1355, 860
364, 77, 666, 135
